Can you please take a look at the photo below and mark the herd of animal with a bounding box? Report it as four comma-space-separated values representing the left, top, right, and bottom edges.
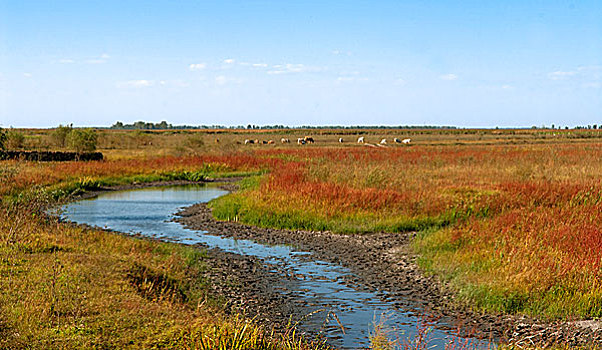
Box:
243, 136, 411, 145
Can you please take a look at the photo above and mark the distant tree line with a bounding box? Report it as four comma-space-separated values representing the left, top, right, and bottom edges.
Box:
111, 121, 176, 129
109, 121, 459, 130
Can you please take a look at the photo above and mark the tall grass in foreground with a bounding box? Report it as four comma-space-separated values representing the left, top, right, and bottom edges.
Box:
147, 316, 329, 349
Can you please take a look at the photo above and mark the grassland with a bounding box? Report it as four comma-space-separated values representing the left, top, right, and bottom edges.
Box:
3, 127, 602, 347
0, 153, 322, 348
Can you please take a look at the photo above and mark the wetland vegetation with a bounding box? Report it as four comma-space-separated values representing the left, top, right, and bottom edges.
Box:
2, 126, 602, 348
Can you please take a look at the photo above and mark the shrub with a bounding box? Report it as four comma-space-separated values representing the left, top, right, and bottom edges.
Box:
5, 130, 25, 149
67, 128, 98, 152
51, 124, 73, 148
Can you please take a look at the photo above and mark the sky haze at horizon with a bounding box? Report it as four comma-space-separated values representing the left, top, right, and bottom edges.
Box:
1, 1, 601, 128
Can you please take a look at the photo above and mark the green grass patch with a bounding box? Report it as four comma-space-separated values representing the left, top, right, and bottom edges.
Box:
209, 189, 460, 234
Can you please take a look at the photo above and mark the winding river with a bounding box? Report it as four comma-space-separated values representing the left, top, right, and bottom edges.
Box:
60, 185, 490, 349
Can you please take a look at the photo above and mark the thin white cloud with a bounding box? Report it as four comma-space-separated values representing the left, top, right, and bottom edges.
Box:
59, 59, 75, 64
236, 62, 268, 68
336, 76, 368, 83
337, 77, 355, 82
223, 58, 235, 64
286, 64, 308, 73
267, 63, 322, 75
86, 53, 110, 64
116, 79, 154, 88
23, 73, 32, 78
214, 75, 243, 86
440, 73, 458, 81
548, 66, 601, 87
189, 63, 206, 71
548, 71, 576, 80
577, 65, 602, 72
331, 49, 352, 56
501, 84, 513, 90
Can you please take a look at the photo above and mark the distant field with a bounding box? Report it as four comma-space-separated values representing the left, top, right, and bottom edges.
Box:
11, 127, 602, 160
3, 127, 602, 347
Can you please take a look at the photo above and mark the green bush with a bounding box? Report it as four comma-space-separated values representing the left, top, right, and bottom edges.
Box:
51, 124, 73, 148
67, 128, 98, 152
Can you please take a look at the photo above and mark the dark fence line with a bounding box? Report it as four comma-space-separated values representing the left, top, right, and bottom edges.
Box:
0, 151, 103, 161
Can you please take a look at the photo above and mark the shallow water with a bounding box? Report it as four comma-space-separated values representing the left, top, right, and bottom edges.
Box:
60, 185, 491, 349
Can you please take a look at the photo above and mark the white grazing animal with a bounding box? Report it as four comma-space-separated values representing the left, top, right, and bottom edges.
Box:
380, 138, 387, 145
281, 138, 290, 143
339, 138, 344, 143
402, 138, 411, 144
357, 136, 365, 143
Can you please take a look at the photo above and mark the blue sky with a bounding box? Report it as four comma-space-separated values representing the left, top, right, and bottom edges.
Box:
1, 1, 601, 128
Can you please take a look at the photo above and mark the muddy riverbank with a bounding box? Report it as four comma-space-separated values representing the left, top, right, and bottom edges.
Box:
174, 187, 602, 347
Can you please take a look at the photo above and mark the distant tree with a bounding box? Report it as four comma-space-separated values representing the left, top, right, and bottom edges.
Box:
112, 121, 124, 129
0, 128, 6, 150
133, 121, 146, 129
52, 124, 73, 148
68, 128, 97, 152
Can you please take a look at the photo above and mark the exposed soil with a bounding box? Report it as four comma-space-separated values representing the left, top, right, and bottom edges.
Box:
191, 245, 312, 331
